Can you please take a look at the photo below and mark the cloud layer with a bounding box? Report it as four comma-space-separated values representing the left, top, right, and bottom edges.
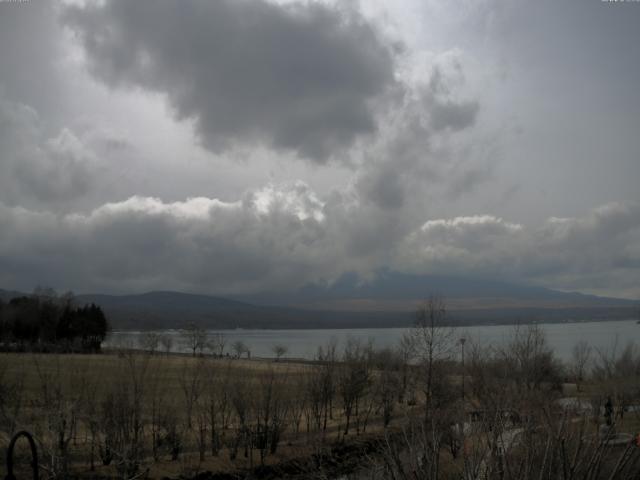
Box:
1, 181, 638, 297
0, 0, 638, 299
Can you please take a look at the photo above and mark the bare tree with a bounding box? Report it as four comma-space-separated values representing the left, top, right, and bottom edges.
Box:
376, 363, 400, 428
158, 407, 182, 461
593, 337, 621, 381
179, 358, 205, 429
271, 343, 288, 362
287, 372, 307, 437
99, 352, 150, 479
138, 332, 160, 355
504, 324, 561, 393
232, 340, 248, 359
159, 334, 173, 356
0, 357, 25, 437
32, 355, 88, 478
229, 374, 251, 461
413, 295, 454, 418
254, 367, 289, 463
305, 367, 325, 434
207, 332, 226, 357
571, 339, 592, 391
147, 356, 169, 462
397, 332, 416, 403
338, 338, 371, 435
592, 340, 640, 426
181, 323, 207, 357
317, 339, 338, 431
80, 372, 102, 472
204, 360, 233, 456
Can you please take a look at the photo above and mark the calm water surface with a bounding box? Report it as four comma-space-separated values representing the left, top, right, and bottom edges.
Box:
105, 320, 640, 361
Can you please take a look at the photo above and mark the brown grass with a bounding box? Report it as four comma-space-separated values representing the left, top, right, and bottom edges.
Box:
0, 351, 395, 479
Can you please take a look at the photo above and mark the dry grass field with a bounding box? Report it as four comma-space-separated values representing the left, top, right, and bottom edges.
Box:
2, 324, 640, 480
0, 350, 403, 479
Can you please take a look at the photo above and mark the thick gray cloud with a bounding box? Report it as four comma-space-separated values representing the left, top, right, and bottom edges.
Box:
62, 0, 398, 162
0, 184, 337, 294
0, 0, 638, 300
0, 185, 638, 297
395, 203, 640, 297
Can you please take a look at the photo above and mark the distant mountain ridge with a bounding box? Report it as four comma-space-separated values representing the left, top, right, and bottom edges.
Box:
232, 272, 633, 310
1, 273, 636, 330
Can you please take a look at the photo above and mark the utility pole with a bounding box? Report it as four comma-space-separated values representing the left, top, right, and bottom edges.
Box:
460, 337, 467, 473
460, 337, 466, 402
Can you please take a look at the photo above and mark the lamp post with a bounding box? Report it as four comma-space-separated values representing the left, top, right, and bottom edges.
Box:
460, 337, 466, 403
460, 337, 467, 467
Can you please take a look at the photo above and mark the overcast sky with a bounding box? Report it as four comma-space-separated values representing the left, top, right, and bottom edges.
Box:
0, 0, 638, 298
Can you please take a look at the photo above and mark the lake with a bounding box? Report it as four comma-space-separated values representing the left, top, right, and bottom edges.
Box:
105, 319, 640, 362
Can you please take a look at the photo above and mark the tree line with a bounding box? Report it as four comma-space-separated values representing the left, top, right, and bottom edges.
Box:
0, 288, 110, 352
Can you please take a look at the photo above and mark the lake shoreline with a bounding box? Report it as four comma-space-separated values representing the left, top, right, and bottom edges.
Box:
106, 319, 639, 362
109, 316, 637, 334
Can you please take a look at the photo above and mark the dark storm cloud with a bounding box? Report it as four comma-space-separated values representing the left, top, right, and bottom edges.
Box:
0, 186, 341, 294
0, 188, 638, 297
62, 0, 398, 162
1, 0, 637, 300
